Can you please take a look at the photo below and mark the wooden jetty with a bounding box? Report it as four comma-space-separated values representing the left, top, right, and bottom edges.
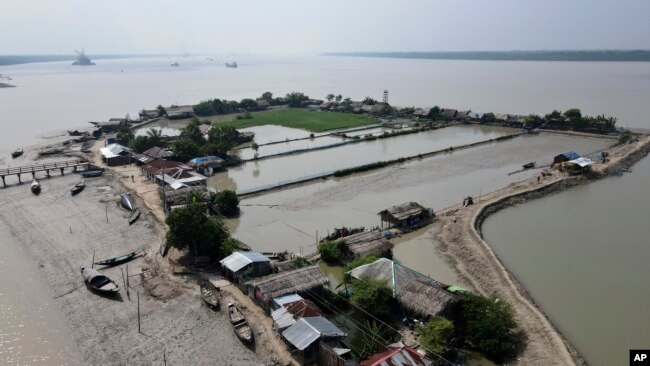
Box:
0, 158, 89, 187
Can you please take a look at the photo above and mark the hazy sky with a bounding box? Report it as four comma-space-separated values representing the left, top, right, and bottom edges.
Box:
2, 0, 649, 55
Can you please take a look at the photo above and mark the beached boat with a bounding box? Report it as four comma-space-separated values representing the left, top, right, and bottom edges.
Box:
199, 280, 220, 309
30, 179, 41, 195
121, 193, 135, 211
522, 162, 536, 169
160, 240, 169, 257
228, 303, 253, 342
11, 148, 23, 158
81, 170, 103, 178
38, 148, 63, 157
94, 250, 140, 267
81, 267, 119, 294
128, 209, 140, 225
71, 180, 85, 195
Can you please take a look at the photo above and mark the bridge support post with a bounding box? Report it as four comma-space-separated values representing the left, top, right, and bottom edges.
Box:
31, 171, 35, 179
17, 173, 21, 184
46, 169, 51, 178
1, 176, 5, 188
60, 168, 64, 176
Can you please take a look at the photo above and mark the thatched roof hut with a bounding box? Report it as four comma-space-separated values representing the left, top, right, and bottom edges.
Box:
379, 202, 433, 229
250, 265, 329, 308
397, 280, 458, 319
158, 185, 211, 207
340, 230, 393, 258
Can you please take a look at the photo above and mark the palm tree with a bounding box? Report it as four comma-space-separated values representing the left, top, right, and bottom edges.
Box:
146, 128, 163, 147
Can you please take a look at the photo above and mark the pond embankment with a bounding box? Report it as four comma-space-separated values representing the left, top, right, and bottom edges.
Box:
433, 135, 650, 366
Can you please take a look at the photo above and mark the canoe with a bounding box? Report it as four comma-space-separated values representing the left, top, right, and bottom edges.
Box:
30, 179, 41, 195
199, 280, 220, 309
228, 303, 253, 343
522, 162, 536, 169
128, 209, 140, 225
82, 170, 103, 178
81, 267, 119, 294
94, 250, 140, 267
160, 240, 169, 257
121, 193, 135, 211
11, 148, 23, 158
71, 180, 85, 195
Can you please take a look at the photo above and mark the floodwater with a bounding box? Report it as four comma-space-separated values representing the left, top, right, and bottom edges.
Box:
209, 125, 514, 193
482, 155, 650, 366
0, 220, 81, 365
229, 132, 611, 255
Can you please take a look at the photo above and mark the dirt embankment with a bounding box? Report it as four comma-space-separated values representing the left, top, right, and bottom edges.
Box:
433, 135, 650, 366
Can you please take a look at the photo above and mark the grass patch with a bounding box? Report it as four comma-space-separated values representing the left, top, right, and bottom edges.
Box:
218, 109, 377, 132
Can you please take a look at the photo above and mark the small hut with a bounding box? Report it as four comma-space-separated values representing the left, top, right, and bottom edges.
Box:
379, 202, 433, 229
99, 143, 133, 166
249, 265, 329, 309
340, 230, 393, 259
360, 341, 432, 366
553, 151, 580, 165
282, 317, 347, 364
220, 251, 272, 288
397, 280, 459, 319
165, 105, 194, 119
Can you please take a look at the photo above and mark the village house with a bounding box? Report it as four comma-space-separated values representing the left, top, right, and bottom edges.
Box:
456, 110, 470, 121
133, 146, 172, 164
255, 99, 270, 110
494, 113, 509, 123
339, 229, 393, 259
564, 157, 595, 174
281, 316, 349, 365
188, 155, 224, 172
219, 251, 273, 288
139, 109, 159, 120
468, 112, 483, 121
248, 265, 329, 310
360, 342, 432, 366
412, 108, 427, 119
165, 105, 194, 119
100, 143, 134, 166
439, 108, 458, 121
141, 158, 207, 189
506, 114, 526, 127
92, 119, 127, 133
271, 297, 324, 331
379, 202, 433, 229
347, 258, 457, 320
553, 151, 581, 165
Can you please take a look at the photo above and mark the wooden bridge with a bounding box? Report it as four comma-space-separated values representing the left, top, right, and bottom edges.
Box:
0, 158, 89, 187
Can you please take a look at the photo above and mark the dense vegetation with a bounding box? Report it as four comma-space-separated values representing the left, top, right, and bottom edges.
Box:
172, 118, 242, 161
540, 108, 617, 133
317, 240, 347, 263
417, 316, 455, 355
349, 276, 393, 318
214, 190, 240, 217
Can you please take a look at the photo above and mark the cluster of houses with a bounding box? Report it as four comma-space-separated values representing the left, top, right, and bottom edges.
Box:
218, 248, 461, 366
552, 150, 597, 174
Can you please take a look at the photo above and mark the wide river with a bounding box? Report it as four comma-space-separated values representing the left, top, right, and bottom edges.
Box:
1, 55, 650, 365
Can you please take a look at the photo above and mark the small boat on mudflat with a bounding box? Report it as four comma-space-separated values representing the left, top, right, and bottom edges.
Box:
11, 148, 23, 158
30, 179, 41, 195
522, 162, 536, 169
71, 180, 85, 195
38, 148, 63, 157
199, 279, 220, 309
94, 250, 140, 267
81, 267, 119, 294
121, 193, 135, 211
228, 303, 253, 343
82, 170, 103, 178
128, 209, 140, 225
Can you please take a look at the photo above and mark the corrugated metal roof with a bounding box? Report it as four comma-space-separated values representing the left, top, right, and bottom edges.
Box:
273, 294, 303, 307
568, 157, 594, 167
282, 317, 346, 351
347, 258, 440, 298
271, 307, 296, 330
561, 151, 581, 160
219, 251, 270, 272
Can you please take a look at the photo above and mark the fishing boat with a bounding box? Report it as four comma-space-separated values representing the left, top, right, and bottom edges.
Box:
38, 148, 63, 157
30, 179, 41, 195
11, 148, 23, 158
81, 170, 103, 178
160, 240, 169, 257
128, 209, 141, 225
81, 267, 119, 294
522, 162, 536, 169
121, 193, 135, 211
228, 303, 253, 343
71, 180, 85, 195
171, 61, 179, 67
199, 279, 220, 309
94, 250, 140, 267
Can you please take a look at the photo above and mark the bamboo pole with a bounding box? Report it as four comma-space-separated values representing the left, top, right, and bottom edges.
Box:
91, 249, 95, 269
137, 292, 141, 334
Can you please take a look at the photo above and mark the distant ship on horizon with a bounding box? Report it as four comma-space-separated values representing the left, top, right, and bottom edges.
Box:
226, 62, 237, 68
72, 48, 95, 66
171, 61, 179, 67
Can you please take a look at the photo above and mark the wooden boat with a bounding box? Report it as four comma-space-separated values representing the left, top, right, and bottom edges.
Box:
11, 148, 23, 158
228, 303, 253, 342
522, 162, 536, 169
199, 280, 220, 309
30, 179, 41, 195
71, 180, 85, 195
94, 250, 140, 267
128, 209, 140, 225
81, 267, 119, 294
121, 193, 135, 211
81, 170, 103, 178
160, 240, 169, 257
38, 148, 63, 156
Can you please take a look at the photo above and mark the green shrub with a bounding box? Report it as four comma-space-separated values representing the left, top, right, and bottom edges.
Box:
317, 240, 346, 263
350, 276, 393, 318
418, 316, 455, 355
